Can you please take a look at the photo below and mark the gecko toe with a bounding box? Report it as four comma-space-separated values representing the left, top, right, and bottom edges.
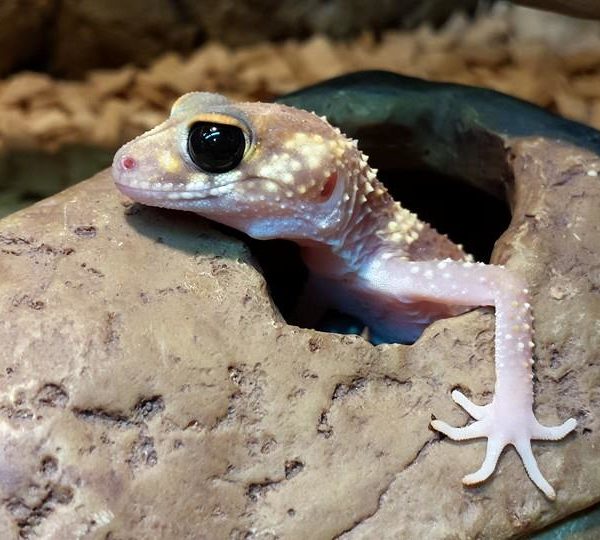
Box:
533, 417, 577, 441
514, 439, 556, 499
451, 389, 489, 420
431, 418, 488, 440
462, 437, 505, 485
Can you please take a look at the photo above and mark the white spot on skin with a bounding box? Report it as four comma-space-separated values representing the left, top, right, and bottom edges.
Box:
424, 270, 433, 279
410, 266, 419, 274
587, 169, 598, 177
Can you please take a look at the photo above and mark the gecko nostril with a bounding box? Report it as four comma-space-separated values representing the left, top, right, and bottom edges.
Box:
121, 156, 137, 171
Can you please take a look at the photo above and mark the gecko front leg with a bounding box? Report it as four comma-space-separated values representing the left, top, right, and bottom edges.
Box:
363, 258, 577, 499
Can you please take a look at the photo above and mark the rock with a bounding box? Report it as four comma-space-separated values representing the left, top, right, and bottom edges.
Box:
0, 131, 599, 538
2, 67, 600, 538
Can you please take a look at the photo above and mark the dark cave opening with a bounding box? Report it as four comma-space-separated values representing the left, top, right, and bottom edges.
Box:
243, 168, 511, 343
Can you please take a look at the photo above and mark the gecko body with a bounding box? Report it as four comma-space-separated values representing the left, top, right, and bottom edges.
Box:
112, 92, 576, 499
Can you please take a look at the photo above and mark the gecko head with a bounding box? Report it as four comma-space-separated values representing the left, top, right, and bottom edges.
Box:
112, 92, 356, 241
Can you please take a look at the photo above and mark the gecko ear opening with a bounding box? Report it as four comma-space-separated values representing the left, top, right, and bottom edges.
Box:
320, 172, 338, 199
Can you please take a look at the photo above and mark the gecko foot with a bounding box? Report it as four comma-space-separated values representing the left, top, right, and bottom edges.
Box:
431, 389, 577, 499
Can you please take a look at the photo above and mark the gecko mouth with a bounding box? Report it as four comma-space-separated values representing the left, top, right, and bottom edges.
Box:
115, 183, 223, 202
115, 176, 290, 203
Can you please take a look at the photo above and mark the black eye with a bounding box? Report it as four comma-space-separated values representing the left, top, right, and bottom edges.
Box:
187, 122, 246, 173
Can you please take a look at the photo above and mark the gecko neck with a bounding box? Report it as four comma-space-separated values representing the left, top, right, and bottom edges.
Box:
298, 165, 470, 280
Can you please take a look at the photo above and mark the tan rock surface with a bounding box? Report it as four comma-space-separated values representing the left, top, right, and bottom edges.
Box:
0, 137, 599, 538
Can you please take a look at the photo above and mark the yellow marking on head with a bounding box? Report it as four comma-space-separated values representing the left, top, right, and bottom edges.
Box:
306, 153, 324, 169
188, 112, 246, 130
284, 132, 330, 170
258, 153, 293, 179
159, 151, 181, 173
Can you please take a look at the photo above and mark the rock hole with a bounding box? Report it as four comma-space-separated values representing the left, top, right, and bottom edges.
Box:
36, 383, 69, 408
127, 434, 158, 470
284, 459, 304, 479
132, 395, 165, 422
40, 456, 58, 477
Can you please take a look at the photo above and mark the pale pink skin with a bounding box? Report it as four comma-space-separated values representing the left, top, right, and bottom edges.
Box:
112, 92, 576, 499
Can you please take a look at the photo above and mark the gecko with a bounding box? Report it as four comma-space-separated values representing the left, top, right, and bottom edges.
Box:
111, 92, 577, 499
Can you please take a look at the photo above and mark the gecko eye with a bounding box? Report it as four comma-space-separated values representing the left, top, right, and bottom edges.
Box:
187, 122, 246, 173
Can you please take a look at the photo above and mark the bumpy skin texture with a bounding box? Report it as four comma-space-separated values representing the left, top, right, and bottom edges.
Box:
112, 92, 577, 499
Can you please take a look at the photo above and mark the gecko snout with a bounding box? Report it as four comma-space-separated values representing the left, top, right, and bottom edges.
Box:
112, 146, 148, 200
